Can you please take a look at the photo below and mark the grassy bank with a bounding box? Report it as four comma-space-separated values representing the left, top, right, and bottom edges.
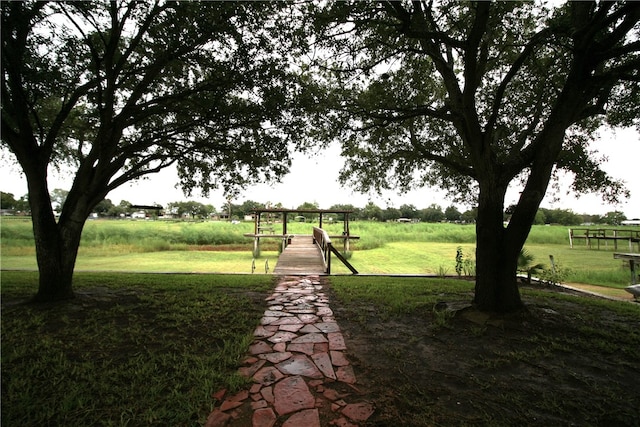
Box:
0, 250, 281, 274
329, 241, 631, 288
2, 218, 636, 287
1, 271, 272, 426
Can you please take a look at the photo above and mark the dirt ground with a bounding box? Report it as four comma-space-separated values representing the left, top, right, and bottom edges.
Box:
327, 284, 640, 426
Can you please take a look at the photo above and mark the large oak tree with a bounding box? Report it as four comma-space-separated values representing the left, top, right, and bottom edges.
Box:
306, 1, 640, 311
2, 1, 305, 301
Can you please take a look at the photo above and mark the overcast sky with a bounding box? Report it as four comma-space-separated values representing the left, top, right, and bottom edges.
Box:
1, 127, 638, 218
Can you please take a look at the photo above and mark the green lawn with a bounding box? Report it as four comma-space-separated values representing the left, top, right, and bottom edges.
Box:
2, 254, 638, 425
1, 250, 279, 274
1, 219, 635, 287
331, 241, 631, 288
1, 271, 273, 426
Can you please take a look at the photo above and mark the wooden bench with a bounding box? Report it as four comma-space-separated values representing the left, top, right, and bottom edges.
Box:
614, 253, 640, 299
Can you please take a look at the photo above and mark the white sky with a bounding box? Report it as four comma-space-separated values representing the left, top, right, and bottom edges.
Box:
1, 127, 638, 217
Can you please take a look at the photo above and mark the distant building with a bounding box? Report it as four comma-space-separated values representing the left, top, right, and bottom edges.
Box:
397, 218, 420, 223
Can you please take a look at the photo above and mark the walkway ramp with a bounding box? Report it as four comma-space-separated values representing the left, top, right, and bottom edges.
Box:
273, 235, 326, 275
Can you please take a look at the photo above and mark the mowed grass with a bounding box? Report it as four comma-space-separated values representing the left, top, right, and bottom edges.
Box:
331, 241, 631, 288
1, 250, 280, 274
1, 271, 273, 426
330, 275, 476, 317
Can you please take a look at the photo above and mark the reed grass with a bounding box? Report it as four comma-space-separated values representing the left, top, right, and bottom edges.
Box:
1, 218, 620, 252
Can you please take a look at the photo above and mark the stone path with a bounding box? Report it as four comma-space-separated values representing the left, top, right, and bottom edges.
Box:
205, 275, 374, 427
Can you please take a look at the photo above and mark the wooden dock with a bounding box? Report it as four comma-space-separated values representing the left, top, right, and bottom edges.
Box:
569, 228, 640, 251
273, 235, 327, 275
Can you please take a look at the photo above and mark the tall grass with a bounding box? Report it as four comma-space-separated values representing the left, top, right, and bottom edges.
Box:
1, 219, 257, 255
0, 218, 601, 253
80, 220, 253, 246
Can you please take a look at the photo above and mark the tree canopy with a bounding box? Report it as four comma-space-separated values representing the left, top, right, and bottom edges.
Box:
1, 1, 307, 300
304, 1, 640, 311
2, 1, 305, 200
307, 1, 638, 203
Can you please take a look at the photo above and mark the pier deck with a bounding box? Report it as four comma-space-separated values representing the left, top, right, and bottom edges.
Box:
273, 235, 326, 275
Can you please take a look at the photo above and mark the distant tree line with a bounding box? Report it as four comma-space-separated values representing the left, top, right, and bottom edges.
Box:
1, 191, 629, 226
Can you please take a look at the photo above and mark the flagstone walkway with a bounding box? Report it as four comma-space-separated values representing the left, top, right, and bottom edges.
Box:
205, 275, 374, 427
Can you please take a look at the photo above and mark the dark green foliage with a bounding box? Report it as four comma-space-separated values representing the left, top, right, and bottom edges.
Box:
1, 1, 308, 300
303, 1, 640, 311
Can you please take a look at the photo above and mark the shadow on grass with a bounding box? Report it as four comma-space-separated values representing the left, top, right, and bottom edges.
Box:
1, 271, 274, 426
328, 276, 640, 426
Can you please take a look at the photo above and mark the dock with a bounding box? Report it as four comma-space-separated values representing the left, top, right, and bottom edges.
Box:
273, 235, 326, 275
569, 228, 640, 251
245, 209, 359, 275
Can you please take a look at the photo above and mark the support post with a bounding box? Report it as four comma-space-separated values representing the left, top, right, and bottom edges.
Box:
283, 212, 288, 235
344, 213, 350, 253
282, 211, 288, 250
568, 229, 573, 248
253, 237, 260, 257
254, 211, 260, 235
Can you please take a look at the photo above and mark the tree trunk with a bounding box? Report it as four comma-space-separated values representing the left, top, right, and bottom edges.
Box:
28, 177, 85, 302
31, 218, 80, 302
474, 182, 524, 313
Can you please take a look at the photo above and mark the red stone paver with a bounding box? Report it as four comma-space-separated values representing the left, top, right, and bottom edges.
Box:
206, 275, 374, 426
299, 324, 322, 333
336, 365, 357, 384
250, 400, 268, 410
282, 408, 321, 427
252, 407, 276, 427
267, 331, 298, 343
272, 342, 286, 352
286, 342, 315, 355
330, 350, 350, 366
341, 402, 375, 422
252, 366, 285, 385
219, 399, 243, 412
238, 359, 266, 378
212, 388, 226, 402
271, 316, 303, 326
278, 323, 304, 332
327, 332, 347, 350
249, 341, 272, 355
311, 352, 337, 380
205, 409, 232, 427
273, 375, 315, 415
316, 322, 341, 333
275, 354, 323, 378
253, 326, 275, 338
291, 332, 328, 344
259, 351, 292, 364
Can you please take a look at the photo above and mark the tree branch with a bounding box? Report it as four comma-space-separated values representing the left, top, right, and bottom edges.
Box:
486, 28, 552, 132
